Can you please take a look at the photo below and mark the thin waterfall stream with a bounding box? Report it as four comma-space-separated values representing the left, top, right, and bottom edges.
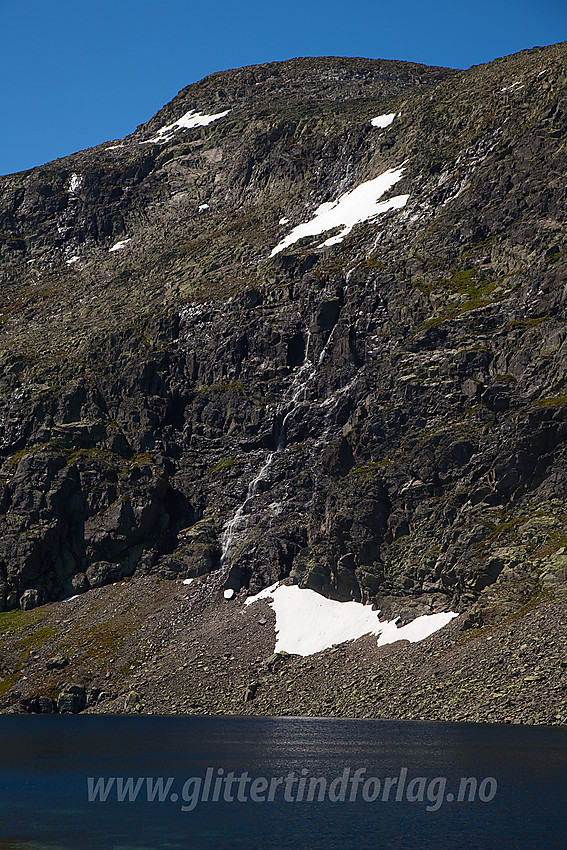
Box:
219, 330, 318, 578
219, 288, 353, 586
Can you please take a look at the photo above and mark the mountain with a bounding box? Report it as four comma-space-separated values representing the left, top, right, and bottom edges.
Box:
0, 45, 566, 720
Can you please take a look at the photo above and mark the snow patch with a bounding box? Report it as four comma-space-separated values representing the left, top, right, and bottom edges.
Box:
500, 82, 524, 93
106, 144, 125, 150
179, 303, 208, 324
66, 256, 80, 265
279, 217, 290, 225
198, 203, 210, 211
142, 109, 230, 144
68, 173, 82, 194
182, 578, 194, 586
370, 113, 396, 128
224, 589, 235, 600
109, 238, 131, 252
245, 583, 457, 656
62, 595, 80, 602
270, 167, 409, 256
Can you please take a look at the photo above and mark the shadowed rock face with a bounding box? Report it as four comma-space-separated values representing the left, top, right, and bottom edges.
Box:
0, 45, 566, 626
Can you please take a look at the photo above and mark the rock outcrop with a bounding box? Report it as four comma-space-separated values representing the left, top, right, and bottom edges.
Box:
0, 45, 566, 634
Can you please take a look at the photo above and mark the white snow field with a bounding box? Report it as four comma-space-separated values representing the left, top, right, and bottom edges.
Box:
109, 238, 131, 252
142, 109, 230, 144
68, 173, 82, 193
370, 113, 397, 128
270, 167, 409, 256
245, 583, 458, 657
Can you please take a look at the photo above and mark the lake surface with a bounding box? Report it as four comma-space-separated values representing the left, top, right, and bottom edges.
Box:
0, 717, 565, 849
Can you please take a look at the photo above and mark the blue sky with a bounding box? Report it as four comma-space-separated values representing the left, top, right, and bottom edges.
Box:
1, 0, 565, 175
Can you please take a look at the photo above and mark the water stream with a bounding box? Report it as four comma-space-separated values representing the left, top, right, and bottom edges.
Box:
219, 303, 351, 579
219, 331, 316, 571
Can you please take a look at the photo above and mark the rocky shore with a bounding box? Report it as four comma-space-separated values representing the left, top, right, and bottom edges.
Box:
1, 570, 565, 723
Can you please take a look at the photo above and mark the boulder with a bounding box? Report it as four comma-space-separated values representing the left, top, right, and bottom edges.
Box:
46, 655, 69, 671
57, 683, 86, 714
71, 572, 89, 593
19, 695, 58, 714
19, 588, 40, 611
124, 690, 142, 713
86, 561, 122, 588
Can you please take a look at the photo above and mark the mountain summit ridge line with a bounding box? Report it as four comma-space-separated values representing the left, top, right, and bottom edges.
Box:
0, 44, 566, 720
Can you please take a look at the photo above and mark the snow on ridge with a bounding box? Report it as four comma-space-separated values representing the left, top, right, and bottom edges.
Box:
371, 113, 396, 128
245, 583, 458, 657
68, 173, 82, 193
500, 82, 524, 93
141, 108, 230, 144
109, 238, 131, 252
270, 167, 409, 256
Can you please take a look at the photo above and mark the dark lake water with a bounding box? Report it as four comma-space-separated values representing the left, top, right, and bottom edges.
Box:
0, 716, 565, 849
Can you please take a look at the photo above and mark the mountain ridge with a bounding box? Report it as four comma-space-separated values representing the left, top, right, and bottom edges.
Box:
0, 44, 566, 718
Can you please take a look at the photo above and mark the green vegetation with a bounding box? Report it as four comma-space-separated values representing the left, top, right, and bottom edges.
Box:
448, 268, 494, 299
415, 267, 500, 330
211, 458, 235, 473
0, 612, 56, 697
17, 625, 56, 652
198, 380, 246, 394
484, 516, 524, 541
0, 672, 20, 699
67, 447, 118, 465
535, 394, 567, 409
117, 650, 144, 681
197, 380, 262, 404
74, 620, 130, 661
348, 458, 391, 479
502, 317, 549, 331
130, 452, 153, 465
6, 448, 31, 467
0, 607, 46, 636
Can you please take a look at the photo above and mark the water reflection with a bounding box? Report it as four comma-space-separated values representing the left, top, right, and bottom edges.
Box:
0, 718, 564, 850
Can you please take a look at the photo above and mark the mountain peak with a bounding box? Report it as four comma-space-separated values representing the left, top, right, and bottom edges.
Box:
0, 43, 566, 720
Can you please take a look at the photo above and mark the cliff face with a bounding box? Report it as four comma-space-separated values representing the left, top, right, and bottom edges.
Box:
0, 44, 566, 641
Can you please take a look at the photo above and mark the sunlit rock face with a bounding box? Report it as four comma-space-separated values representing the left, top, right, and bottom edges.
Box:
0, 44, 566, 636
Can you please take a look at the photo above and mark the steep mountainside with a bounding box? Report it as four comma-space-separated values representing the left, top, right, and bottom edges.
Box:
0, 45, 566, 718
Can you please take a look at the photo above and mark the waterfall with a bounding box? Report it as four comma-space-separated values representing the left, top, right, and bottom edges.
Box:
220, 330, 316, 572
219, 451, 275, 567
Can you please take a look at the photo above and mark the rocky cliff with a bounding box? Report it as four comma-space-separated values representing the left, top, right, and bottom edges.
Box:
1, 45, 567, 717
